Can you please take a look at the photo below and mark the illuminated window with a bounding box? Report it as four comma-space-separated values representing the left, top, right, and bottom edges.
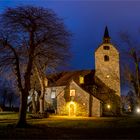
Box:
51, 90, 56, 98
103, 46, 110, 50
79, 75, 84, 84
70, 89, 75, 97
104, 55, 109, 61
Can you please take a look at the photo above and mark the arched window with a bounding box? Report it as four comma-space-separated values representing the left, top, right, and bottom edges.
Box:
104, 55, 109, 61
103, 46, 110, 50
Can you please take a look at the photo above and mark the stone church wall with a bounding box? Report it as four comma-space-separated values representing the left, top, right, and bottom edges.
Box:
95, 43, 120, 97
46, 81, 102, 117
69, 81, 89, 116
92, 96, 102, 117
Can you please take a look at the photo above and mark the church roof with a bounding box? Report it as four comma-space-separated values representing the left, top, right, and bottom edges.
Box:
47, 70, 95, 87
47, 70, 118, 103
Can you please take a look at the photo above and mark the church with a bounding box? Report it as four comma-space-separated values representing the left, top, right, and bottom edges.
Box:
44, 27, 121, 117
27, 27, 121, 117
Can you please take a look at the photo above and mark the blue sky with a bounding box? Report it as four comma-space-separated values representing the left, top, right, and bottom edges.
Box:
1, 0, 140, 71
0, 0, 140, 94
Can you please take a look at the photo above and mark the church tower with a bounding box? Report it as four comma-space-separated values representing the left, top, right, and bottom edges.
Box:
95, 26, 120, 96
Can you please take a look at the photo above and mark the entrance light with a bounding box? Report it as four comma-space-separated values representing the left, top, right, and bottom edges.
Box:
136, 107, 140, 113
107, 104, 111, 109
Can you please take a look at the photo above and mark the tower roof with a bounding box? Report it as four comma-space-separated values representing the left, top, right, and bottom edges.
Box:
103, 26, 110, 43
104, 26, 110, 38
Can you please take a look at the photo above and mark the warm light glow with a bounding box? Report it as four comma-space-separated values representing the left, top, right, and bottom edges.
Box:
69, 101, 76, 116
107, 104, 111, 109
69, 101, 75, 105
44, 78, 48, 87
106, 75, 110, 78
136, 107, 140, 113
128, 105, 131, 112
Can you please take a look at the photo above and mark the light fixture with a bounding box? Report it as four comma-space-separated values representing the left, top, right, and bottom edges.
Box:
107, 104, 111, 109
106, 75, 110, 78
28, 96, 31, 100
136, 107, 140, 113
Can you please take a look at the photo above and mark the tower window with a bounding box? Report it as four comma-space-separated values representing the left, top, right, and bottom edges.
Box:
103, 46, 110, 50
104, 55, 109, 61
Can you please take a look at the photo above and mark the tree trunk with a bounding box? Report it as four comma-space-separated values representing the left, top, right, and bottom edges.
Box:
39, 82, 45, 114
39, 98, 44, 114
34, 65, 48, 114
16, 90, 28, 128
32, 93, 36, 113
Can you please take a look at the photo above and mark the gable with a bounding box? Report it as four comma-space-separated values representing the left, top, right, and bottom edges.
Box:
69, 80, 102, 102
47, 70, 95, 87
46, 69, 118, 104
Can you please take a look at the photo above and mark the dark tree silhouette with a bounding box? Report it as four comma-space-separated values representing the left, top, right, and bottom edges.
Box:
0, 6, 71, 127
127, 90, 137, 113
120, 31, 140, 106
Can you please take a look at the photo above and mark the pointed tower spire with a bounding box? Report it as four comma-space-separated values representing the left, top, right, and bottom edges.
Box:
103, 26, 111, 43
104, 26, 110, 38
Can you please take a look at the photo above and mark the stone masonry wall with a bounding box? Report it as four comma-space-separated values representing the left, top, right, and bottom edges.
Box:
92, 96, 102, 117
46, 81, 102, 117
69, 80, 89, 116
95, 43, 120, 97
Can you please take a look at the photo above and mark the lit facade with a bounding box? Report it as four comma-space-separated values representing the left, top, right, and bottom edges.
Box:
28, 27, 121, 116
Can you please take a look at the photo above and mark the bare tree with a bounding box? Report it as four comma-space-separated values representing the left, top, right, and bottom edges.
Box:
120, 31, 140, 105
0, 6, 71, 127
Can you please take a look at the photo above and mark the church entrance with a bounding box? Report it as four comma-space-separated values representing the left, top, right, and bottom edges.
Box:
69, 103, 75, 116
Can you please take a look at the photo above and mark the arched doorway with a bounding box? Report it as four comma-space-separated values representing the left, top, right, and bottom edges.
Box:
69, 103, 75, 116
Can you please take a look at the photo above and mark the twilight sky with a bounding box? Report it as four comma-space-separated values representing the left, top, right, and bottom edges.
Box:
0, 0, 140, 71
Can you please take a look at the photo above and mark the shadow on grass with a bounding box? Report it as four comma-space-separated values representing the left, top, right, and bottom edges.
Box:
1, 115, 140, 139
2, 123, 140, 139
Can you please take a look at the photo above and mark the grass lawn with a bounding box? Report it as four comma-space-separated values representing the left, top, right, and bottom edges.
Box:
0, 112, 140, 139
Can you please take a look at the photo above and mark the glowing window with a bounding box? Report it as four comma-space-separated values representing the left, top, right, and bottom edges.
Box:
103, 46, 110, 50
51, 90, 56, 98
79, 75, 84, 84
104, 55, 109, 61
70, 89, 75, 97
